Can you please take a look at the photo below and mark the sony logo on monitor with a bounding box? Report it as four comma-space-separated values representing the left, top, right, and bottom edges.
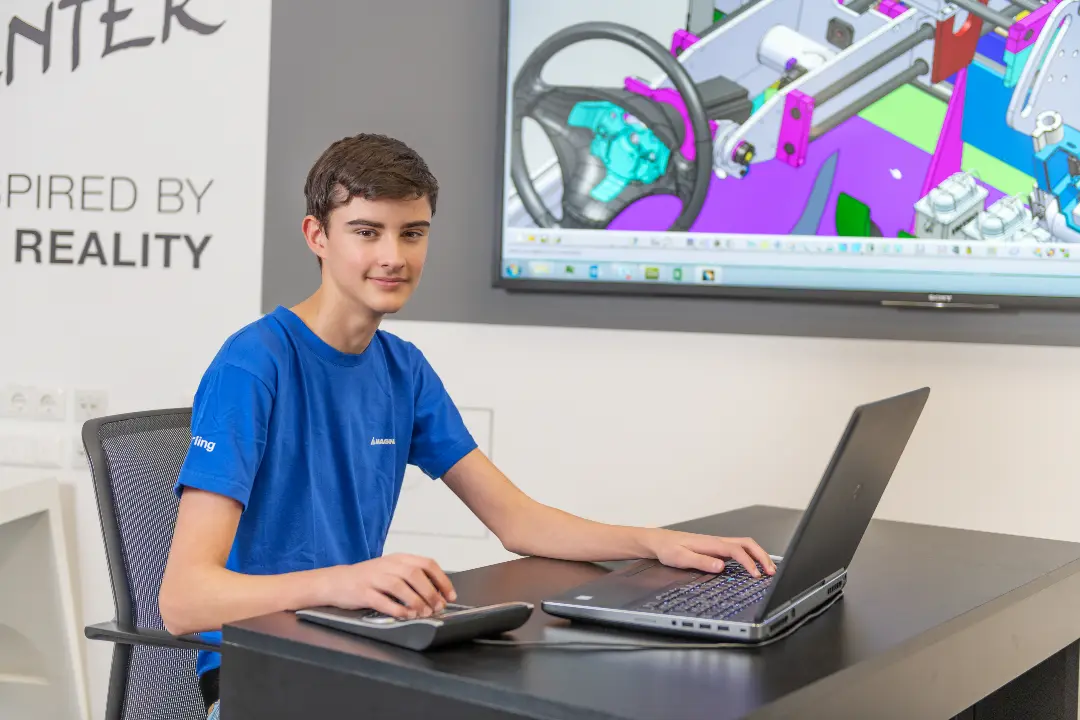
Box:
928, 294, 953, 303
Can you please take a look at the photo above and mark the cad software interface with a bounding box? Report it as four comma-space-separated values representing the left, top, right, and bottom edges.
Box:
500, 0, 1080, 299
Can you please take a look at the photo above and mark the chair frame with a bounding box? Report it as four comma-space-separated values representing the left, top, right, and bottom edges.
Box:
82, 408, 217, 720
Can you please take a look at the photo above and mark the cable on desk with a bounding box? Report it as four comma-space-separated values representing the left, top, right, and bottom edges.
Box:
472, 593, 842, 651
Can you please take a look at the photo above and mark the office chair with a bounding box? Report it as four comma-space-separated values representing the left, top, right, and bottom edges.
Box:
82, 408, 217, 720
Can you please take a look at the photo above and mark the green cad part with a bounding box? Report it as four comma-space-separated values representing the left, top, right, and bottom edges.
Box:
835, 192, 873, 236
836, 192, 914, 238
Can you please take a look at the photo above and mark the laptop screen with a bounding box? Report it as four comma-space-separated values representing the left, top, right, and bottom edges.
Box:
756, 387, 929, 620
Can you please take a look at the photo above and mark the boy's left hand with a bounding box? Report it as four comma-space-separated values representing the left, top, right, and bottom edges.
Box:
643, 529, 777, 578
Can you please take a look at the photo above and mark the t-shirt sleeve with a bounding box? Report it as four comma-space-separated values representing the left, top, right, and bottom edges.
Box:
174, 362, 273, 510
408, 350, 477, 479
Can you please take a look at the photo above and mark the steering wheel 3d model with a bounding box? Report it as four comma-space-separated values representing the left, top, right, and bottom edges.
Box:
510, 21, 715, 232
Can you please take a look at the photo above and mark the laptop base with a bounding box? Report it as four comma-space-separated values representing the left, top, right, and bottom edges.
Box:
543, 568, 846, 644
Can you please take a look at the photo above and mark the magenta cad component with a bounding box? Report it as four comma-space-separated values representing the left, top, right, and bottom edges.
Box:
918, 67, 968, 200
876, 0, 908, 18
669, 29, 700, 56
776, 89, 814, 168
624, 76, 718, 161
1006, 0, 1063, 54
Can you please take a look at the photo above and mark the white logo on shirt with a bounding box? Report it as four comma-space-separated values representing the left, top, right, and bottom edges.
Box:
370, 437, 395, 446
192, 436, 216, 453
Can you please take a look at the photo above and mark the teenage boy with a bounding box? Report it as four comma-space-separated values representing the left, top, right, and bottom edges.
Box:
160, 133, 775, 718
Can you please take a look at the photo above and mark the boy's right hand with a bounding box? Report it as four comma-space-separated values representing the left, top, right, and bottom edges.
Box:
324, 553, 457, 619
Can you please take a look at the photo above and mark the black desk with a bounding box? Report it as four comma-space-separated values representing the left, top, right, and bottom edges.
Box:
221, 505, 1080, 719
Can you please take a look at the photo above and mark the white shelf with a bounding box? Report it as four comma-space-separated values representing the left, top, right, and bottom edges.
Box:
0, 478, 90, 720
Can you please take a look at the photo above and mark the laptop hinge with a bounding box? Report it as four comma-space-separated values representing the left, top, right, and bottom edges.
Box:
765, 567, 846, 620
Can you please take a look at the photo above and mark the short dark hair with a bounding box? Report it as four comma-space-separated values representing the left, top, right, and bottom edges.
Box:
304, 134, 439, 265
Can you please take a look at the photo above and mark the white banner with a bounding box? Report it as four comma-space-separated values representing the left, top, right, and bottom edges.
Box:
0, 2, 271, 717
0, 0, 271, 399
1, 0, 269, 293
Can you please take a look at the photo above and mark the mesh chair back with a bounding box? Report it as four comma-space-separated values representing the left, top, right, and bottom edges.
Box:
85, 409, 208, 720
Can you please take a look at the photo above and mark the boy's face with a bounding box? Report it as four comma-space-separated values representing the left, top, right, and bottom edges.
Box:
308, 195, 432, 316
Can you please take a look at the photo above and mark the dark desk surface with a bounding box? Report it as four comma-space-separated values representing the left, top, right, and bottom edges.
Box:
223, 505, 1080, 720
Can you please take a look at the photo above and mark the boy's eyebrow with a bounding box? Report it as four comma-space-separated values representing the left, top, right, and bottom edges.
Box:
344, 219, 431, 229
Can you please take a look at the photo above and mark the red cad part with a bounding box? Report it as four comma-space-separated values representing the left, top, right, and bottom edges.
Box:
932, 0, 988, 84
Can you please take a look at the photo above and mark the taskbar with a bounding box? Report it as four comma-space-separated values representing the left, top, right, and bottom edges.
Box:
505, 229, 1080, 261
504, 259, 719, 284
499, 259, 1080, 297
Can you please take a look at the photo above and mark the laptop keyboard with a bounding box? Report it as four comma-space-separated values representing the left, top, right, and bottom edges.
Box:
632, 563, 774, 621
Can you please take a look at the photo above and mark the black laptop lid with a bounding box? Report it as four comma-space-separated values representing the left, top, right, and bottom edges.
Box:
756, 387, 930, 621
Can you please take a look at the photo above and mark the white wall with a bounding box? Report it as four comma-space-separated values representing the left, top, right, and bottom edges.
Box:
0, 2, 271, 718
382, 318, 1080, 569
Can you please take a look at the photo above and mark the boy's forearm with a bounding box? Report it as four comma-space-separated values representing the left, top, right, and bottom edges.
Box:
500, 501, 659, 562
160, 564, 335, 637
496, 498, 775, 579
444, 452, 661, 564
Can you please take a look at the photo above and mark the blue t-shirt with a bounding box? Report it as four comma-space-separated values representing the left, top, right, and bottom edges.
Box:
172, 306, 477, 676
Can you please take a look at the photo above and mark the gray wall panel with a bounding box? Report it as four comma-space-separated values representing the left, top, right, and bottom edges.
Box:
263, 0, 1080, 347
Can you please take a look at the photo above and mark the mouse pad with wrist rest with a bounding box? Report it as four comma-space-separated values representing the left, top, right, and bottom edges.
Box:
295, 601, 534, 651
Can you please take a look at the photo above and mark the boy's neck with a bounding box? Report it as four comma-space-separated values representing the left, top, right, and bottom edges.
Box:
290, 286, 381, 355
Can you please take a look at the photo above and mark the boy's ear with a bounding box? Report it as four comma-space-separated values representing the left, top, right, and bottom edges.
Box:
302, 216, 328, 262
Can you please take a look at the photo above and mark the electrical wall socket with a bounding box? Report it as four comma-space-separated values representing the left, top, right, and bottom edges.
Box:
0, 385, 67, 422
35, 437, 65, 468
0, 435, 65, 468
0, 385, 36, 419
72, 436, 89, 469
0, 435, 30, 465
36, 387, 67, 422
74, 390, 109, 422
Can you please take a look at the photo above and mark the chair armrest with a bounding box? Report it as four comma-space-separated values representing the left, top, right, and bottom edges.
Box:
85, 621, 219, 652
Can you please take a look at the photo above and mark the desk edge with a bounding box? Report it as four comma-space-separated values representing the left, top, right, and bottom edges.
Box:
222, 622, 622, 720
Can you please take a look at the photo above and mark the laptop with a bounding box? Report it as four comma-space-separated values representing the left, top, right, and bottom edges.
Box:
542, 387, 930, 643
